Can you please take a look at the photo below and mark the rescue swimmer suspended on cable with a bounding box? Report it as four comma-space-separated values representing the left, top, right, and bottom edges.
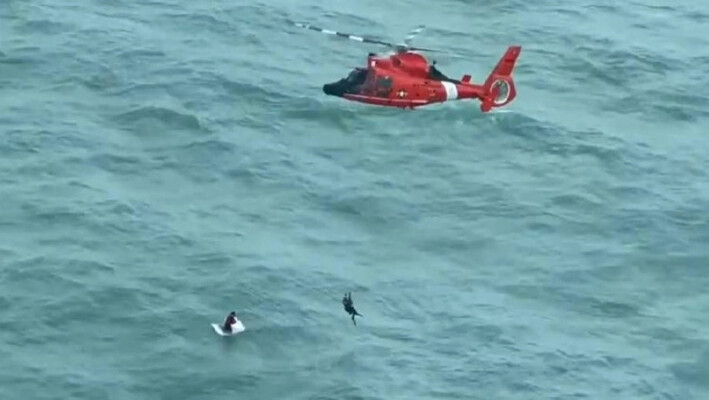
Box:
294, 22, 522, 112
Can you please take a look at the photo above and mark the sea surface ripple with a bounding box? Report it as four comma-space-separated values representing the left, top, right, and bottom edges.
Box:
1, 0, 708, 399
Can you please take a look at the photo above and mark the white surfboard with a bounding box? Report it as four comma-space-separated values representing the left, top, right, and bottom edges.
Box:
211, 320, 245, 336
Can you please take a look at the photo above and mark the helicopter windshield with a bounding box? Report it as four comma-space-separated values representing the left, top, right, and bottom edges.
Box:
323, 68, 368, 97
346, 68, 367, 85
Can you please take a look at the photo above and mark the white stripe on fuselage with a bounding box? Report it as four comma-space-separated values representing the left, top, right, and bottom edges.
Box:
441, 81, 458, 101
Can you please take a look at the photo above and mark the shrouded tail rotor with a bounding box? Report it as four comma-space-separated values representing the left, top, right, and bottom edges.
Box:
480, 45, 521, 112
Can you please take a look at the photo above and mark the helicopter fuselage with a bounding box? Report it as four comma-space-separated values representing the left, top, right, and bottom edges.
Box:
322, 47, 520, 111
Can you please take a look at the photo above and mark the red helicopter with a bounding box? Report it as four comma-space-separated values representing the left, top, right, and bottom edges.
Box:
295, 22, 521, 112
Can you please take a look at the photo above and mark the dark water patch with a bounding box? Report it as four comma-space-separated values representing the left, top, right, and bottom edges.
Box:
300, 231, 366, 249
551, 7, 586, 19
611, 88, 709, 123
0, 247, 14, 262
74, 63, 121, 91
664, 204, 709, 230
140, 232, 196, 254
562, 53, 622, 88
224, 165, 266, 187
630, 326, 708, 356
45, 283, 147, 332
557, 136, 627, 169
14, 196, 166, 251
591, 300, 641, 319
549, 193, 604, 213
604, 208, 676, 246
110, 82, 175, 97
467, 189, 538, 219
163, 12, 236, 35
112, 106, 203, 133
0, 129, 45, 156
0, 48, 46, 84
194, 70, 292, 105
500, 284, 643, 319
638, 253, 709, 286
372, 326, 421, 344
6, 371, 117, 400
306, 191, 417, 230
685, 10, 709, 23
496, 114, 629, 174
564, 45, 677, 95
1, 258, 90, 318
412, 232, 495, 257
670, 349, 709, 388
60, 259, 116, 283
584, 4, 627, 14
230, 114, 282, 134
247, 321, 325, 346
87, 152, 144, 174
629, 2, 676, 12
440, 322, 511, 348
0, 54, 36, 66
116, 48, 167, 62
281, 99, 391, 128
491, 112, 559, 142
649, 103, 707, 123
108, 48, 168, 73
441, 0, 531, 13
168, 137, 237, 160
184, 252, 234, 269
15, 19, 75, 36
19, 201, 95, 228
560, 264, 639, 288
133, 372, 264, 400
317, 11, 386, 32
35, 236, 105, 254
606, 184, 657, 201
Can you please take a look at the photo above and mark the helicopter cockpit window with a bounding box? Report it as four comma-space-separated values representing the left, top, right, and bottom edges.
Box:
346, 69, 367, 85
376, 76, 393, 88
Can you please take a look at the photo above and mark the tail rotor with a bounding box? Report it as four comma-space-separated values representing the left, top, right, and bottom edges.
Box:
480, 45, 521, 112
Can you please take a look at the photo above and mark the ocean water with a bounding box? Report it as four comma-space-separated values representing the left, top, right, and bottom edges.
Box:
1, 0, 708, 399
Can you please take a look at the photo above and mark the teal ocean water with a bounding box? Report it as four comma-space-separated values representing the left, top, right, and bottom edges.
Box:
2, 0, 708, 399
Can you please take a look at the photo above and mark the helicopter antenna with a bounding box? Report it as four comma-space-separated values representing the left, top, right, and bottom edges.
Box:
294, 22, 451, 55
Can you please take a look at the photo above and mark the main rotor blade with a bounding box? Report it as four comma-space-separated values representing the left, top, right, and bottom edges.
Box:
404, 25, 426, 46
407, 46, 445, 53
294, 22, 395, 48
406, 46, 470, 59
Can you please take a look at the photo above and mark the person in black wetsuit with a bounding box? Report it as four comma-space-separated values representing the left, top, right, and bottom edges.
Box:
342, 292, 362, 326
222, 311, 237, 333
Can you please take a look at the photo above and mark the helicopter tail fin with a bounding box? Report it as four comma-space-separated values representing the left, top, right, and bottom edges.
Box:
480, 45, 521, 112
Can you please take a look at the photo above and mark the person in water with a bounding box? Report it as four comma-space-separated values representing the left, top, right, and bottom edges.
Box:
342, 292, 362, 326
222, 311, 237, 333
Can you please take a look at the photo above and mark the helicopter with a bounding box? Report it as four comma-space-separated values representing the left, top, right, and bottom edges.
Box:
294, 22, 521, 112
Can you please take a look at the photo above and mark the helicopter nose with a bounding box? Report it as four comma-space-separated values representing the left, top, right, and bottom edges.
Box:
322, 82, 341, 96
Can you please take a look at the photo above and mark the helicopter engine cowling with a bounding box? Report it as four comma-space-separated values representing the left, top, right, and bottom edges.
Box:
389, 52, 430, 79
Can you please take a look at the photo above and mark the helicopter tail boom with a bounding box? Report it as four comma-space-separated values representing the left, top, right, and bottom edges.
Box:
480, 45, 521, 112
